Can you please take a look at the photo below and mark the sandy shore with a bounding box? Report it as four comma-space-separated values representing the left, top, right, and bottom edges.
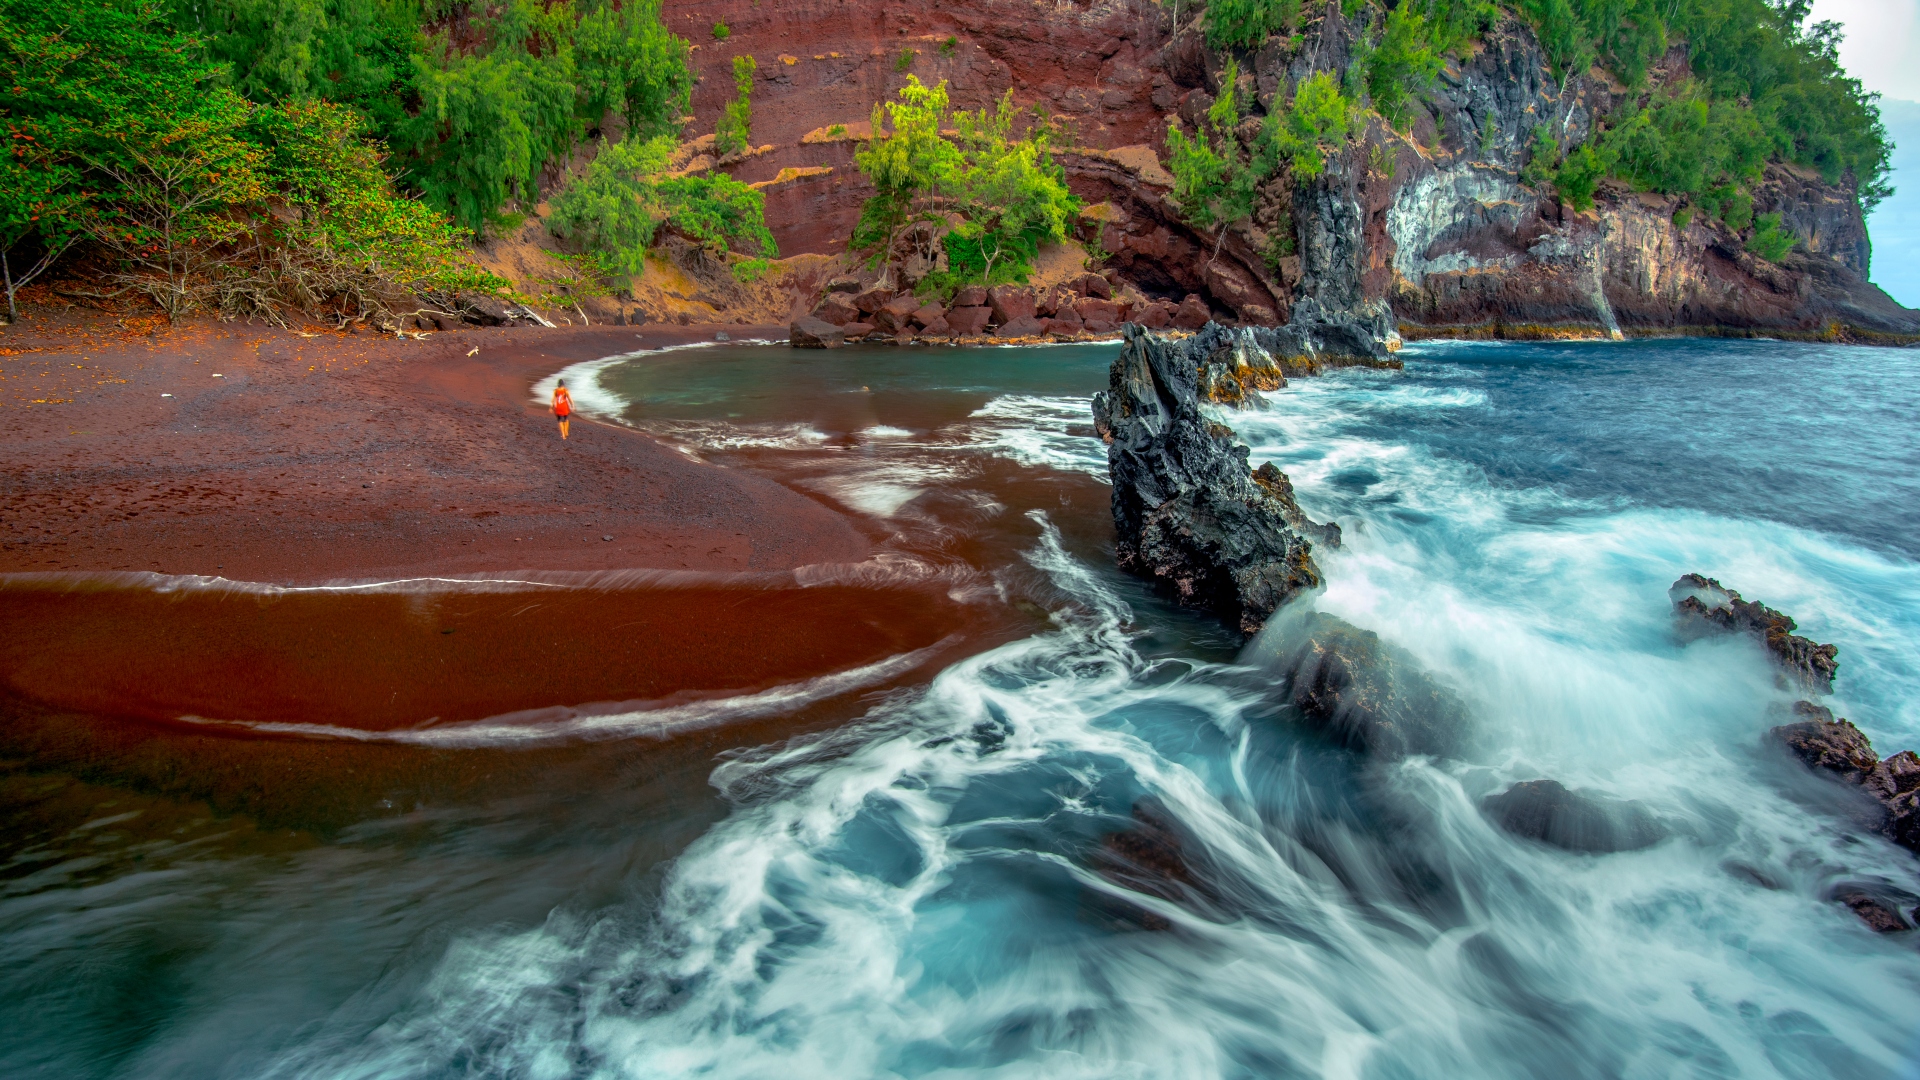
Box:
0, 315, 876, 582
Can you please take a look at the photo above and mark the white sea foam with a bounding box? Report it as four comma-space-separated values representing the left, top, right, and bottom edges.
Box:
261, 506, 1920, 1079
532, 351, 639, 421
962, 394, 1108, 476
178, 640, 952, 747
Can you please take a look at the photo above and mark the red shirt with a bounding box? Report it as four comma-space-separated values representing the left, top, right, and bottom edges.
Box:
553, 387, 572, 417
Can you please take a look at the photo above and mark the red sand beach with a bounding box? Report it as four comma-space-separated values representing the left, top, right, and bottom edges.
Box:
1, 317, 868, 581
1, 315, 984, 748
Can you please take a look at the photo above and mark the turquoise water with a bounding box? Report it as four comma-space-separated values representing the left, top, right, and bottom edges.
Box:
4, 337, 1919, 1077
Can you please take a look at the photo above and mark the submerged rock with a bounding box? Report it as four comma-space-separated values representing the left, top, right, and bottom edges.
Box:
1770, 701, 1920, 856
1670, 573, 1838, 692
1243, 607, 1468, 758
1093, 324, 1337, 635
1482, 779, 1666, 854
1828, 884, 1918, 934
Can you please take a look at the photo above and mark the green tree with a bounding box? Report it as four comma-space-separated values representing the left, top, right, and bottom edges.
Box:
941, 91, 1080, 283
1364, 2, 1444, 130
1, 0, 497, 320
852, 76, 962, 272
574, 0, 692, 140
1262, 70, 1354, 180
851, 77, 1076, 287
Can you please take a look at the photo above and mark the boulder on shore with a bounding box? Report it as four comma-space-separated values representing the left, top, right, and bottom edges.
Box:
1092, 323, 1336, 636
988, 285, 1038, 324
813, 294, 860, 325
789, 317, 845, 349
995, 314, 1047, 338
1172, 294, 1211, 330
1670, 573, 1839, 692
946, 306, 992, 336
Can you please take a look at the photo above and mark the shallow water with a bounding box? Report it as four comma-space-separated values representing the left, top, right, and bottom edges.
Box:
3, 337, 1918, 1078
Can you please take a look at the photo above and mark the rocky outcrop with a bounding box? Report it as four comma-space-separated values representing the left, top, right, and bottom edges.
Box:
1092, 323, 1336, 635
1482, 779, 1666, 853
1670, 574, 1839, 693
1771, 701, 1920, 857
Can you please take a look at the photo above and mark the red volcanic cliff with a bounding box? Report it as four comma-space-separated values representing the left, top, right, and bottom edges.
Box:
647, 0, 1915, 342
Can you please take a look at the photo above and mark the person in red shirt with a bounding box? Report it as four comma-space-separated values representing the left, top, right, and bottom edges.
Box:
553, 379, 573, 440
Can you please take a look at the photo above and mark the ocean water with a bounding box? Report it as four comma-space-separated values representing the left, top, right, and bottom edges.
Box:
3, 337, 1918, 1078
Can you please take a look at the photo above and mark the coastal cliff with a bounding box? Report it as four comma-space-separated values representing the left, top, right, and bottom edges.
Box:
672, 0, 1916, 345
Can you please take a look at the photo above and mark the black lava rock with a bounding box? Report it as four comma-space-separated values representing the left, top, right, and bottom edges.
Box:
1093, 323, 1338, 636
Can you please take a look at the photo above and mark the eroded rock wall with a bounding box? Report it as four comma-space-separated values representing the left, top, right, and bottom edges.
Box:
669, 0, 1916, 341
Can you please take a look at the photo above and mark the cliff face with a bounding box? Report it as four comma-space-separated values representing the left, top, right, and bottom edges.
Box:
676, 0, 1918, 342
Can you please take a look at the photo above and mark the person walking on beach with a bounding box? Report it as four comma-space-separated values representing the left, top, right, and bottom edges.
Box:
553, 379, 573, 440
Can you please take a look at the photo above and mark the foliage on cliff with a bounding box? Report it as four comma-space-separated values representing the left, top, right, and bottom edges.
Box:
713, 54, 756, 158
161, 0, 695, 235
1168, 60, 1353, 247
1519, 0, 1890, 209
1, 0, 501, 322
546, 134, 774, 284
1164, 0, 1888, 267
852, 77, 1080, 288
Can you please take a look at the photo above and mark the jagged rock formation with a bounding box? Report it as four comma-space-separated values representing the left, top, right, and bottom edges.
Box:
1669, 573, 1839, 692
681, 0, 1916, 345
1482, 779, 1667, 853
1771, 701, 1920, 858
1091, 323, 1338, 635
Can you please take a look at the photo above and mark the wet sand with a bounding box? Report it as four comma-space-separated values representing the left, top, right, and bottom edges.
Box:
0, 318, 869, 581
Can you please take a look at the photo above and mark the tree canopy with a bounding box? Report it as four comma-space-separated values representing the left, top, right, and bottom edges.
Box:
852, 77, 1080, 289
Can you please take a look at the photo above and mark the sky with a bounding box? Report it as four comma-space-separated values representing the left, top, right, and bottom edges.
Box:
1808, 0, 1920, 305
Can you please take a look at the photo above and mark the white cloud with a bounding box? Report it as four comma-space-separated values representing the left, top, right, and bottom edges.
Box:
1808, 0, 1920, 102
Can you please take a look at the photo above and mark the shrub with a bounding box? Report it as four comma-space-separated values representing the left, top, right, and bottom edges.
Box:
1204, 0, 1301, 51
714, 55, 756, 157
711, 20, 730, 41
548, 134, 775, 283
1167, 59, 1257, 231
1745, 211, 1794, 261
895, 48, 915, 73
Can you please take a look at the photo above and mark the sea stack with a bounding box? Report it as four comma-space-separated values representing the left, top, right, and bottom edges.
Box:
1093, 324, 1339, 635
